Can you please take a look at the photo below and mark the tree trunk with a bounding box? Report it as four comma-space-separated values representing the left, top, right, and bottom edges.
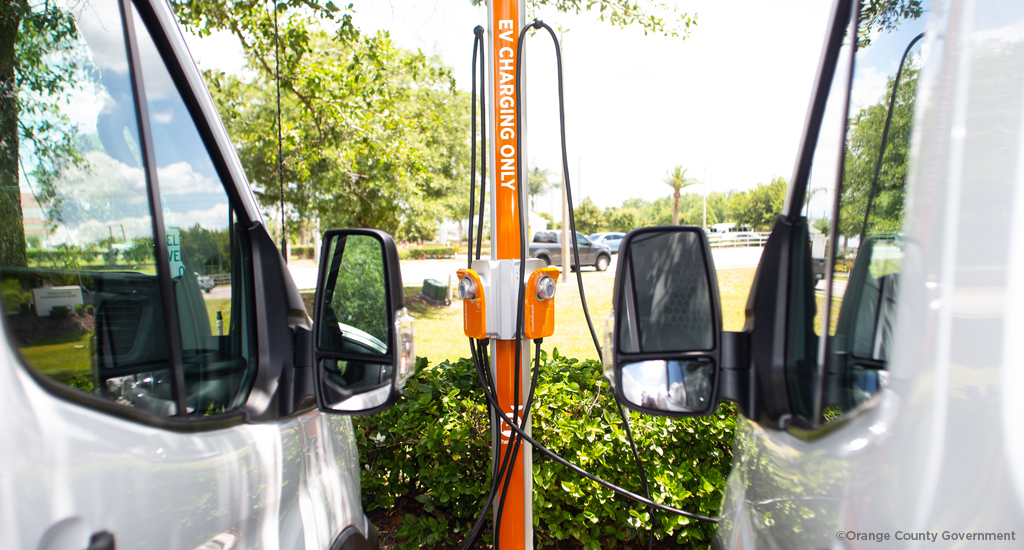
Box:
0, 3, 25, 268
672, 190, 680, 226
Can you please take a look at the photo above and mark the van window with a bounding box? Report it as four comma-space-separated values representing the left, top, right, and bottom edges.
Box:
794, 10, 925, 424
0, 0, 177, 413
130, 5, 256, 415
0, 0, 255, 417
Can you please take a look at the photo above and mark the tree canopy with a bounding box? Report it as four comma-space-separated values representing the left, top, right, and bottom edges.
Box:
838, 66, 918, 241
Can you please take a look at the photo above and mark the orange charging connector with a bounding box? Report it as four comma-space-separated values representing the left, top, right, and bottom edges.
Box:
525, 267, 559, 339
457, 268, 486, 339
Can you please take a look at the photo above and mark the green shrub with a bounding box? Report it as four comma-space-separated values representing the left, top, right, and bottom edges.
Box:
404, 246, 455, 260
85, 305, 94, 315
75, 304, 85, 315
2, 278, 31, 313
49, 306, 69, 319
354, 350, 735, 549
398, 249, 412, 261
290, 245, 315, 259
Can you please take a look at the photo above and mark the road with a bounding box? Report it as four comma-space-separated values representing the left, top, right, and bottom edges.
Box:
204, 246, 769, 298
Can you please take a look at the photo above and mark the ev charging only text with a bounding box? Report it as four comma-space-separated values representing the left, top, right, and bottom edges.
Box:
497, 19, 517, 197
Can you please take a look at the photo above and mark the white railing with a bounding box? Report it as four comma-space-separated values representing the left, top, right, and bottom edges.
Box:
707, 232, 770, 248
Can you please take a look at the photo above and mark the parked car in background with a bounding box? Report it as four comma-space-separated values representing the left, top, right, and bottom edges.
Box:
530, 231, 612, 271
589, 232, 626, 253
195, 272, 216, 293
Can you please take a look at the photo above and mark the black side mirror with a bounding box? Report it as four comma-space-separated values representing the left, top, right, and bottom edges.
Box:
312, 229, 413, 415
604, 226, 723, 417
826, 235, 902, 411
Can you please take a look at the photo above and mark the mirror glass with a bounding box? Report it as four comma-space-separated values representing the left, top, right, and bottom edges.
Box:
321, 360, 393, 411
618, 230, 714, 354
317, 233, 392, 411
319, 234, 389, 355
846, 237, 902, 361
620, 360, 715, 414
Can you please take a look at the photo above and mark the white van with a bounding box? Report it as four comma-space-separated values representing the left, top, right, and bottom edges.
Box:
605, 0, 1024, 547
0, 1, 411, 548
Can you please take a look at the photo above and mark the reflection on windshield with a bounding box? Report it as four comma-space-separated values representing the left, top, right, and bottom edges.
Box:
820, 10, 925, 421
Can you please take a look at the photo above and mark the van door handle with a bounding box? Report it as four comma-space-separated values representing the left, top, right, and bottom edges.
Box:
86, 531, 114, 550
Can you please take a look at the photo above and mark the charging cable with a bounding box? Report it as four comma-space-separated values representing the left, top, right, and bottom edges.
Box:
456, 20, 721, 550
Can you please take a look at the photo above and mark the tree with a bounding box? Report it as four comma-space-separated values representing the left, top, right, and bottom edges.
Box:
0, 2, 84, 268
838, 67, 917, 241
604, 206, 639, 233
662, 165, 701, 225
732, 177, 787, 231
860, 0, 924, 46
573, 197, 603, 235
207, 27, 469, 240
528, 166, 554, 211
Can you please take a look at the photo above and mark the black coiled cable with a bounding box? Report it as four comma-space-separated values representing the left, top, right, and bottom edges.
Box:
456, 20, 720, 550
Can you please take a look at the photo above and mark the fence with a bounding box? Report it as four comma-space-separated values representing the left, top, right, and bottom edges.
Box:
707, 232, 770, 249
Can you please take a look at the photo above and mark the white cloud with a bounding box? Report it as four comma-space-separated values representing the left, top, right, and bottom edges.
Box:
64, 215, 154, 246
850, 65, 890, 113
164, 203, 231, 231
157, 161, 223, 196
72, 0, 130, 75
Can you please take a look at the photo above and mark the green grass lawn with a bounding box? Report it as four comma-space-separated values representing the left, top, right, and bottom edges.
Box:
204, 298, 231, 335
19, 330, 93, 386
408, 266, 761, 367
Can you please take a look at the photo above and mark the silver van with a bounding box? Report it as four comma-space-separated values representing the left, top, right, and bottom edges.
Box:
606, 0, 1024, 546
0, 1, 411, 548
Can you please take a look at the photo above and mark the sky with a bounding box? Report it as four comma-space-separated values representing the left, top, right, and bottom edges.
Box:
181, 1, 895, 220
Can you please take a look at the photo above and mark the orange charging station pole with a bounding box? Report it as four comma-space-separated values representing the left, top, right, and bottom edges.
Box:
487, 0, 531, 547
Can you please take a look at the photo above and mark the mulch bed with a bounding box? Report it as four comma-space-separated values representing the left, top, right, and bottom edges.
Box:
6, 312, 94, 345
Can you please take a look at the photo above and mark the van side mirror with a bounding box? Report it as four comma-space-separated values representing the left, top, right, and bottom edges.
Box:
826, 235, 902, 411
313, 229, 413, 415
604, 227, 722, 417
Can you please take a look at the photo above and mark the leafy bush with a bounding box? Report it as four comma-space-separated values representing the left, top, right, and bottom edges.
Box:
291, 245, 315, 259
403, 246, 455, 260
354, 350, 735, 549
49, 305, 69, 319
2, 278, 31, 313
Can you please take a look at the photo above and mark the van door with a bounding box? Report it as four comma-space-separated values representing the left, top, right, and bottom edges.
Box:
718, 0, 928, 546
0, 1, 365, 548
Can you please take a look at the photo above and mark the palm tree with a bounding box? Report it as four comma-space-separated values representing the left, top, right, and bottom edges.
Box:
528, 166, 554, 211
663, 165, 702, 225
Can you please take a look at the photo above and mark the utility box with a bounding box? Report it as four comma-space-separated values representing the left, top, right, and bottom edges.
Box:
420, 279, 448, 305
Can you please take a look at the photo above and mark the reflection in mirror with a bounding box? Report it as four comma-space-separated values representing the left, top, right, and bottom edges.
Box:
620, 360, 715, 414
316, 233, 394, 412
826, 236, 902, 413
319, 234, 389, 356
817, 11, 924, 422
618, 230, 714, 354
847, 237, 901, 361
320, 360, 393, 411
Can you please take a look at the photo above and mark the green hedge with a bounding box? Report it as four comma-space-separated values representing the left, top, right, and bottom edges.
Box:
398, 246, 455, 260
354, 351, 735, 549
290, 245, 315, 259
